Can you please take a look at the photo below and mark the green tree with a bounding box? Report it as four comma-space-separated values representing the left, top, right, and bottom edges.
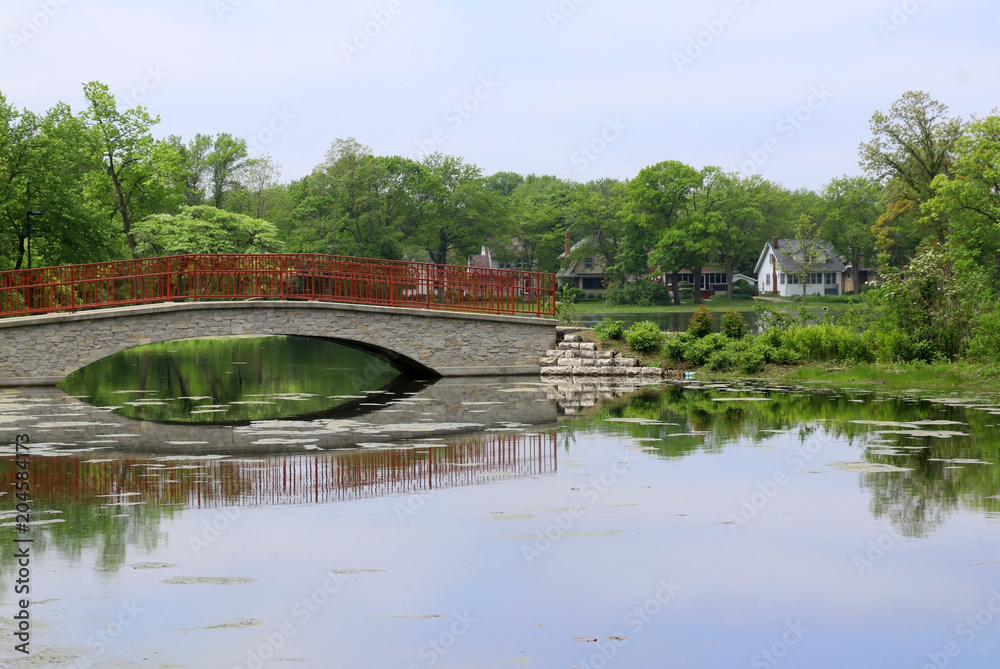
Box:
859, 91, 964, 257
714, 173, 767, 298
628, 160, 703, 304
132, 205, 283, 256
82, 81, 182, 257
564, 178, 630, 275
820, 176, 880, 292
791, 214, 830, 306
206, 132, 248, 209
410, 153, 507, 265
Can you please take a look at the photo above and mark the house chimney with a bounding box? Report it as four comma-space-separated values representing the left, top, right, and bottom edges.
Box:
772, 237, 779, 249
565, 233, 572, 257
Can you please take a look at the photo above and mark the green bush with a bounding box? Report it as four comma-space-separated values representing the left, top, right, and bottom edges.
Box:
707, 349, 737, 371
770, 347, 801, 365
721, 309, 748, 339
663, 332, 691, 362
604, 280, 670, 306
738, 347, 767, 374
594, 317, 625, 343
733, 279, 758, 298
782, 324, 874, 363
684, 333, 726, 365
688, 306, 715, 339
624, 321, 662, 352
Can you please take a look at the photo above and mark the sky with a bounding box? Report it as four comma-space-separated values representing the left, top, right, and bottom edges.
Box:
1, 0, 998, 191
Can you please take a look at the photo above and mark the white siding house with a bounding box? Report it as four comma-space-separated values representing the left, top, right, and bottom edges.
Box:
754, 238, 845, 298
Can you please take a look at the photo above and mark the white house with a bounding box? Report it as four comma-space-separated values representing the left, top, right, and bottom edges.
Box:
754, 237, 845, 297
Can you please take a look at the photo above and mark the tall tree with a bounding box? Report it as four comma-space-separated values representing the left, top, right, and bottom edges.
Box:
714, 173, 766, 298
628, 160, 703, 304
859, 91, 964, 257
792, 214, 831, 306
820, 175, 880, 292
82, 81, 181, 257
206, 133, 248, 209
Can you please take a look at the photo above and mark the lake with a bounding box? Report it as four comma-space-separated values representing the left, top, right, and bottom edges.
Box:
1, 338, 998, 668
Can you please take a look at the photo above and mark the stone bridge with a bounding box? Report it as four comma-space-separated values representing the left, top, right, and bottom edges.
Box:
0, 301, 557, 386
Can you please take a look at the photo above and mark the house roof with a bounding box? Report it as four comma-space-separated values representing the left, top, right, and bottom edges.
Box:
754, 239, 846, 275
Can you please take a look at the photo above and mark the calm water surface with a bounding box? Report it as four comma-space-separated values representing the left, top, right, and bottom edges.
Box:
1, 341, 998, 668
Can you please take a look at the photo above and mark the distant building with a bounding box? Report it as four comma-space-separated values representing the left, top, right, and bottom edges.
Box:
754, 237, 845, 297
557, 237, 609, 293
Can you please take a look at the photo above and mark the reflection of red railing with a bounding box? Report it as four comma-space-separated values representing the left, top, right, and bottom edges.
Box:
3, 433, 558, 508
0, 254, 557, 318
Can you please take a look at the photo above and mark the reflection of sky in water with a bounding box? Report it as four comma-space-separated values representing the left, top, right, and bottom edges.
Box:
2, 384, 1000, 668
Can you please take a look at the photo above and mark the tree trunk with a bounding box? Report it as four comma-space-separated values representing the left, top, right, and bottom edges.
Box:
14, 235, 26, 270
692, 268, 703, 305
802, 276, 807, 306
725, 262, 735, 300
670, 271, 681, 306
107, 157, 138, 258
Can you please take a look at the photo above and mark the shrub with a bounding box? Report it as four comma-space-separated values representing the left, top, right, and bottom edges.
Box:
684, 333, 726, 365
688, 306, 715, 339
604, 280, 670, 306
733, 279, 758, 298
770, 347, 801, 365
782, 324, 874, 363
707, 349, 737, 371
663, 332, 690, 362
624, 321, 662, 352
594, 317, 625, 343
738, 347, 767, 374
721, 309, 748, 340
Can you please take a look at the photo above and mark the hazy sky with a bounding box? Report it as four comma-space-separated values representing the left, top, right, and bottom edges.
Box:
2, 0, 997, 190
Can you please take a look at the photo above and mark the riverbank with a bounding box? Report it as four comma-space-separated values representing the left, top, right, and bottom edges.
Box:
578, 330, 1000, 390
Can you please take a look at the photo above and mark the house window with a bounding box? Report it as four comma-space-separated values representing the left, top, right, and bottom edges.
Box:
584, 258, 593, 270
779, 273, 785, 285
766, 274, 771, 286
678, 273, 693, 284
788, 274, 799, 285
826, 273, 836, 285
582, 278, 603, 290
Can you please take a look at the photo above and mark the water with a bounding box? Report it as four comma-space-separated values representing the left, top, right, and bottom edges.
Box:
2, 344, 999, 668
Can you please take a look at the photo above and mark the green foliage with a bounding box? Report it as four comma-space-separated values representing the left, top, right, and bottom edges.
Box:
663, 332, 691, 362
732, 279, 757, 298
687, 305, 715, 338
132, 206, 284, 256
770, 347, 801, 366
738, 346, 768, 374
603, 279, 670, 306
556, 283, 579, 326
594, 318, 625, 343
624, 321, 662, 352
721, 309, 748, 339
781, 324, 874, 363
684, 333, 726, 365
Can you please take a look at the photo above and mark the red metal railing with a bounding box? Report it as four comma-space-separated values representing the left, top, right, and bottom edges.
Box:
0, 254, 557, 318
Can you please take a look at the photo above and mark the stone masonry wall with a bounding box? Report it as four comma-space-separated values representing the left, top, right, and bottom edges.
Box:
0, 301, 557, 384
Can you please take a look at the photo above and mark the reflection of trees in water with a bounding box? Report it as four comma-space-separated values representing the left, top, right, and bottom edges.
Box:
0, 432, 556, 579
567, 383, 1000, 536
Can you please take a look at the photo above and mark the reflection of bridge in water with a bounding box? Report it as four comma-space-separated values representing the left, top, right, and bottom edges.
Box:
15, 433, 558, 509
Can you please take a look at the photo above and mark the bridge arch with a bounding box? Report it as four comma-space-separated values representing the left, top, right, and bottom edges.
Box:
0, 301, 556, 386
